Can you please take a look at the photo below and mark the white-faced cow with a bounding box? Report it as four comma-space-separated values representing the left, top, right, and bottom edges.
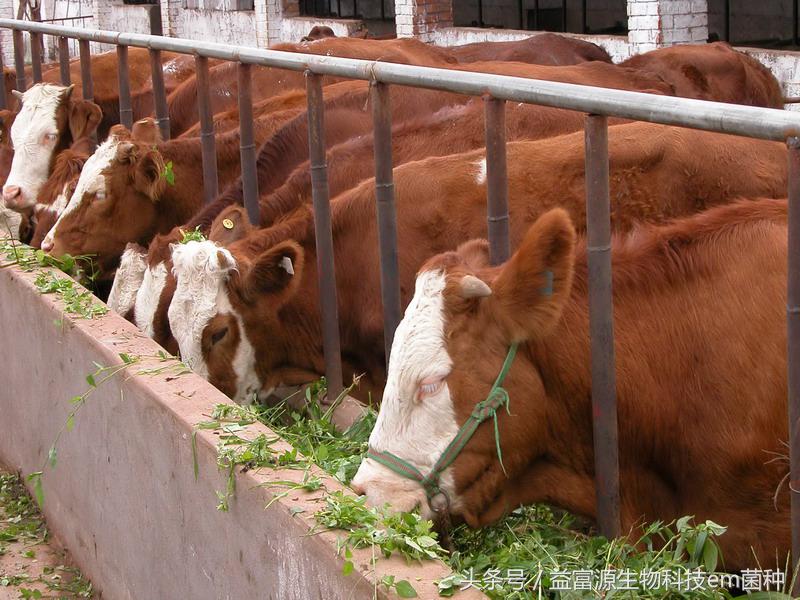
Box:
3, 84, 101, 211
352, 198, 790, 573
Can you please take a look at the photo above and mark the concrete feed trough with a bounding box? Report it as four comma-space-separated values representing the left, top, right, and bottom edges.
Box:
0, 258, 482, 599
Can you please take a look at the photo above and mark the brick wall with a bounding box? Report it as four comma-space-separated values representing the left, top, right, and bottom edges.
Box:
395, 0, 452, 42
628, 0, 708, 53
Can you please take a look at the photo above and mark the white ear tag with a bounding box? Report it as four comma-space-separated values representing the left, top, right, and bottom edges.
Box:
280, 256, 294, 275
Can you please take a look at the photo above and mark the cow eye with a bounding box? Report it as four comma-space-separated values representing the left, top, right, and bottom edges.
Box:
44, 133, 58, 143
211, 326, 228, 346
417, 377, 444, 400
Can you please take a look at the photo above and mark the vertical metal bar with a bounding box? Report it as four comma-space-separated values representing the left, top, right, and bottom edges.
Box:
30, 33, 42, 83
305, 72, 344, 402
562, 0, 568, 32
116, 45, 133, 130
533, 0, 539, 30
237, 63, 258, 223
787, 136, 800, 589
724, 0, 731, 42
584, 114, 621, 540
0, 35, 6, 110
30, 4, 42, 83
13, 30, 26, 92
484, 97, 510, 266
58, 36, 71, 86
149, 49, 170, 140
518, 0, 524, 29
353, 0, 358, 18
794, 0, 799, 46
196, 56, 218, 205
582, 0, 588, 33
478, 0, 483, 27
371, 82, 401, 364
78, 39, 93, 103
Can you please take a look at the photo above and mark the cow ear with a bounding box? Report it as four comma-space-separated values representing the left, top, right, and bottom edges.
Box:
108, 124, 132, 141
68, 100, 102, 141
131, 118, 162, 144
0, 109, 14, 146
209, 206, 254, 246
116, 141, 137, 164
133, 149, 166, 201
488, 208, 576, 342
242, 240, 304, 305
62, 84, 75, 101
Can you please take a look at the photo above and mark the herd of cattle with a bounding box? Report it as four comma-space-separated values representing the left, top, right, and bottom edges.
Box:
0, 31, 794, 572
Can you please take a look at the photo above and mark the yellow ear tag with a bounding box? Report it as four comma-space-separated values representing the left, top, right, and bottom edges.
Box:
222, 219, 234, 230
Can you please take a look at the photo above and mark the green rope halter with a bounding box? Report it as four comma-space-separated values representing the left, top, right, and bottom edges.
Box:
366, 343, 519, 511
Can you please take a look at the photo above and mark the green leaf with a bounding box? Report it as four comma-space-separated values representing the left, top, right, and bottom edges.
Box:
163, 161, 176, 186
702, 539, 718, 572
66, 414, 75, 432
394, 580, 417, 598
316, 445, 329, 461
417, 535, 437, 548
342, 560, 354, 576
86, 374, 96, 388
33, 476, 44, 507
119, 353, 134, 364
191, 431, 199, 481
48, 446, 57, 468
69, 395, 83, 406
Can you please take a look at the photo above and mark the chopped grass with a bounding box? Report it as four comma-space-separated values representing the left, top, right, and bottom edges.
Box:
202, 381, 792, 599
0, 473, 93, 598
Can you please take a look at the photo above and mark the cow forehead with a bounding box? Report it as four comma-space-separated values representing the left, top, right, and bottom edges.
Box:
168, 241, 238, 373
11, 85, 63, 140
134, 261, 169, 337
49, 137, 119, 234
386, 269, 453, 392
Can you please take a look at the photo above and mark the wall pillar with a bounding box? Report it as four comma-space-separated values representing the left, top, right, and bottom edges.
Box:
259, 0, 299, 46
627, 0, 708, 54
395, 0, 453, 42
160, 0, 181, 38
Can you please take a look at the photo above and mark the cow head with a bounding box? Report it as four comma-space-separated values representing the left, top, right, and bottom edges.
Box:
351, 209, 576, 523
107, 242, 147, 318
167, 210, 304, 403
3, 84, 101, 211
41, 137, 168, 280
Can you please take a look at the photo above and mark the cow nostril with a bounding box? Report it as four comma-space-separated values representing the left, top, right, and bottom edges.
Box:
2, 185, 21, 206
41, 238, 54, 252
350, 480, 365, 496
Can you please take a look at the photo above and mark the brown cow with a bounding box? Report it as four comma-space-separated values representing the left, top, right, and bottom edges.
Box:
2, 84, 102, 211
40, 118, 281, 280
620, 41, 783, 108
447, 33, 612, 65
352, 198, 791, 572
163, 122, 787, 404
300, 26, 337, 42
166, 37, 457, 136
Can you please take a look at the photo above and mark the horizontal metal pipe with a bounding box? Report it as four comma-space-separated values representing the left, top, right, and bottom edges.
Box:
0, 19, 798, 142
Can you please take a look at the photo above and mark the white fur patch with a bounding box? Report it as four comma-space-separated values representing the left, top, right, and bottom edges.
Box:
474, 157, 487, 185
43, 136, 119, 250
108, 245, 147, 315
134, 261, 168, 338
5, 84, 65, 208
352, 270, 461, 515
168, 240, 262, 404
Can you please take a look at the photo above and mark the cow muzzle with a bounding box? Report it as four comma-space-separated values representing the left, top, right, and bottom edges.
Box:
2, 185, 28, 211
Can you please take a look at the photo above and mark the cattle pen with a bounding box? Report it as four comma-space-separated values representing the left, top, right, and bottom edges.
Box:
1, 17, 800, 594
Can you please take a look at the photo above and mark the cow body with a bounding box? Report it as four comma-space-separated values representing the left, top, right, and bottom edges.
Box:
447, 33, 612, 65
163, 122, 787, 403
353, 198, 790, 572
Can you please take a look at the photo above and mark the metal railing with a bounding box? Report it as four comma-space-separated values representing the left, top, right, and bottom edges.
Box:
0, 18, 799, 566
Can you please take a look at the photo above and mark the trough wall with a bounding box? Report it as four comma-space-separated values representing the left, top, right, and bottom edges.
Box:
0, 259, 478, 599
